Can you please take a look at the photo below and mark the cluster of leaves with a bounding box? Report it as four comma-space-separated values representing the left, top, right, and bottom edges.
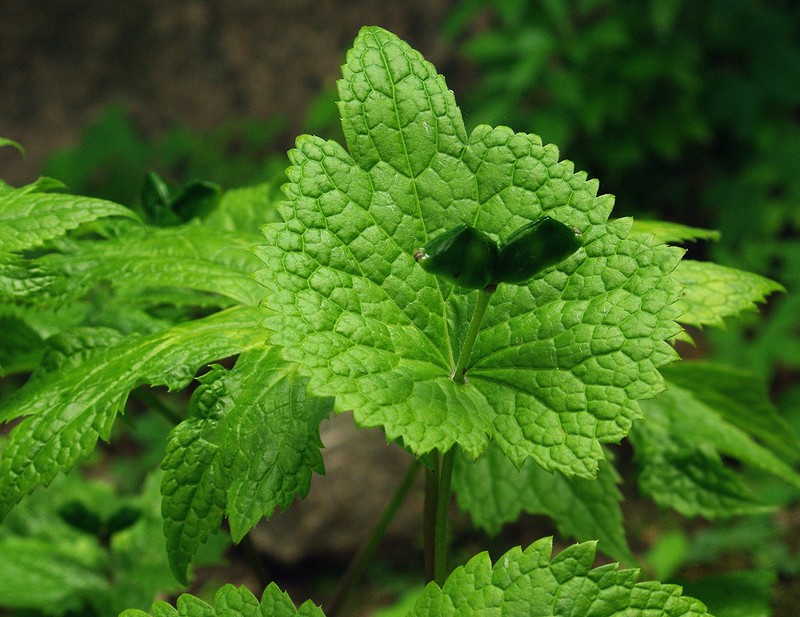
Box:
0, 25, 796, 617
0, 471, 184, 616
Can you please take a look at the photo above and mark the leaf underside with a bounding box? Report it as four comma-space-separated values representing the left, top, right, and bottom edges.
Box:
254, 26, 683, 477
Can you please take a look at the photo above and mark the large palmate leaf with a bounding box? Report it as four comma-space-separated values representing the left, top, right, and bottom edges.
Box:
0, 305, 266, 521
161, 348, 331, 583
254, 26, 683, 477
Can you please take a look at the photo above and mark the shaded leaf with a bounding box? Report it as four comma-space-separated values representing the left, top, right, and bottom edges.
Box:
662, 362, 800, 463
453, 443, 634, 564
632, 371, 800, 518
161, 348, 331, 583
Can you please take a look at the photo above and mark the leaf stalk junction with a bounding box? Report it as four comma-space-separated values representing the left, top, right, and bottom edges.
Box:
426, 286, 495, 585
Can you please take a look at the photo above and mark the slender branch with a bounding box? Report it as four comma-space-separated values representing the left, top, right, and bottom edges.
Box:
452, 287, 494, 384
328, 459, 422, 616
131, 387, 184, 425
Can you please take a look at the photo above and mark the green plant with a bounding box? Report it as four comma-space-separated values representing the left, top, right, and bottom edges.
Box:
0, 27, 797, 616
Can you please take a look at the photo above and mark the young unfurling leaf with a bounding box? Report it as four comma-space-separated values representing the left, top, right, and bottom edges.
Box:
414, 216, 582, 290
494, 215, 582, 284
414, 224, 498, 290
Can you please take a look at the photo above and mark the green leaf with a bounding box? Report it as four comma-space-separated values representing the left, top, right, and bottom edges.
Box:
255, 26, 683, 477
161, 348, 331, 583
631, 219, 721, 244
121, 583, 326, 617
631, 371, 800, 518
661, 362, 800, 463
0, 468, 182, 615
0, 182, 138, 253
453, 443, 634, 564
160, 367, 228, 586
0, 137, 24, 154
0, 252, 56, 300
0, 536, 109, 613
109, 471, 187, 613
674, 260, 784, 328
409, 537, 711, 616
123, 543, 713, 616
203, 183, 279, 233
0, 305, 266, 521
35, 224, 266, 306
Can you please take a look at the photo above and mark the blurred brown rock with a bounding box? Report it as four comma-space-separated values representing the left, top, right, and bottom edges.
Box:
249, 412, 424, 563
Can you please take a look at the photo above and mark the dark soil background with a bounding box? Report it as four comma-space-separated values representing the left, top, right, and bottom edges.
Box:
0, 0, 462, 187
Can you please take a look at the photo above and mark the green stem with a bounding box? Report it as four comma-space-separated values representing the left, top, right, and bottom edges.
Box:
433, 448, 455, 585
423, 448, 457, 585
452, 288, 494, 384
423, 458, 439, 583
328, 459, 422, 617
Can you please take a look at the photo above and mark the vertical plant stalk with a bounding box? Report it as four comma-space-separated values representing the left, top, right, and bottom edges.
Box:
424, 460, 439, 583
433, 447, 455, 585
425, 287, 495, 585
328, 459, 422, 617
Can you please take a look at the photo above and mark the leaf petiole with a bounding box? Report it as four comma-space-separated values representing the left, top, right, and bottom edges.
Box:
452, 287, 495, 384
